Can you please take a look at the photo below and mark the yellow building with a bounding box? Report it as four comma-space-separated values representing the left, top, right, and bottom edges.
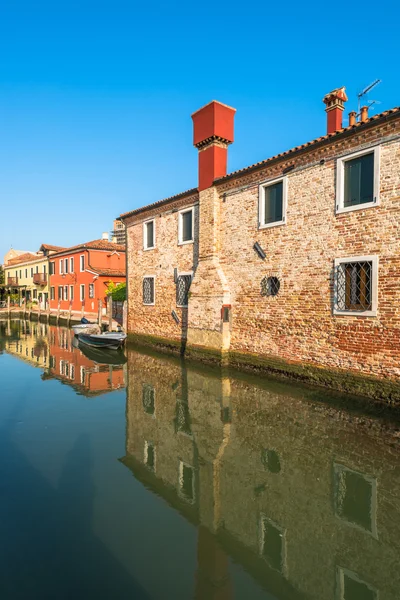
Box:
4, 244, 64, 307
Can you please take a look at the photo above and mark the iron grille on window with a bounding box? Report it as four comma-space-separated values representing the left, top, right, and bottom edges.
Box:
142, 383, 155, 415
336, 261, 372, 311
176, 275, 191, 307
261, 276, 280, 297
143, 277, 155, 305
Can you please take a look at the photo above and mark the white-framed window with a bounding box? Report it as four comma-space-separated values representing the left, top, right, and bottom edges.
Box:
50, 287, 55, 301
70, 364, 75, 381
58, 286, 63, 301
143, 276, 155, 305
64, 258, 69, 274
336, 566, 377, 600
143, 219, 155, 250
49, 261, 55, 275
259, 515, 287, 575
70, 285, 74, 301
25, 269, 28, 278
178, 207, 194, 245
178, 461, 195, 503
336, 145, 380, 214
89, 283, 95, 299
80, 284, 85, 302
59, 259, 64, 275
31, 267, 34, 277
176, 272, 192, 307
80, 366, 85, 384
334, 255, 378, 317
80, 254, 85, 272
64, 286, 68, 301
259, 176, 287, 229
70, 257, 74, 272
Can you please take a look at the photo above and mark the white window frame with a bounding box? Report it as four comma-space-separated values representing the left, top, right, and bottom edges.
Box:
259, 514, 287, 576
64, 258, 69, 274
64, 285, 68, 301
336, 566, 378, 600
50, 287, 55, 301
143, 219, 156, 250
143, 275, 155, 306
89, 283, 95, 299
58, 286, 63, 301
69, 285, 74, 301
178, 207, 194, 245
59, 259, 64, 275
336, 145, 381, 215
178, 460, 195, 504
333, 255, 378, 317
70, 257, 74, 273
176, 271, 193, 308
80, 254, 85, 272
80, 284, 85, 302
258, 176, 288, 229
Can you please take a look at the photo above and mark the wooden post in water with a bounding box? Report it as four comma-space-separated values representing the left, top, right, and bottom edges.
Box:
97, 299, 103, 328
81, 302, 85, 320
107, 296, 113, 331
123, 300, 127, 333
7, 295, 10, 317
38, 301, 41, 323
47, 301, 51, 323
68, 302, 72, 327
57, 301, 61, 325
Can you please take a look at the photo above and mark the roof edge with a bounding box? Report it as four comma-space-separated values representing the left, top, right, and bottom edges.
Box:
119, 187, 198, 221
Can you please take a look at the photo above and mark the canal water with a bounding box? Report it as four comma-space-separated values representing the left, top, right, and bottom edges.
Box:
0, 320, 399, 600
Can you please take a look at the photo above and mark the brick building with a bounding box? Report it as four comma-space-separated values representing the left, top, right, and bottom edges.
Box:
49, 238, 126, 314
120, 88, 400, 392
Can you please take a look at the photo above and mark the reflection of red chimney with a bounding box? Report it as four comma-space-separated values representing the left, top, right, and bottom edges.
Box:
323, 87, 348, 134
192, 101, 236, 192
360, 105, 369, 123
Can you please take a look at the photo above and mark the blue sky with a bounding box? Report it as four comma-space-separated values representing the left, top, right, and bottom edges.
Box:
0, 0, 398, 259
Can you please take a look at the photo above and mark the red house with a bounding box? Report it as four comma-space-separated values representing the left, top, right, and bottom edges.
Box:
49, 238, 126, 314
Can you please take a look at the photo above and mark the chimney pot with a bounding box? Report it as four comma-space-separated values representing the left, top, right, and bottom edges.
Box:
102, 232, 109, 241
360, 105, 369, 123
323, 87, 348, 134
349, 111, 357, 127
192, 100, 236, 191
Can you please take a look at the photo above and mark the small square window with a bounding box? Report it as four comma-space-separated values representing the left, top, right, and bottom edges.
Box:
176, 274, 192, 307
143, 276, 155, 305
259, 178, 287, 229
334, 256, 378, 317
178, 208, 194, 244
334, 464, 376, 535
143, 220, 155, 250
336, 146, 380, 214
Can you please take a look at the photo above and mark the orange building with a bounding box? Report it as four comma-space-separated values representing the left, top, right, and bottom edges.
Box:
48, 238, 125, 314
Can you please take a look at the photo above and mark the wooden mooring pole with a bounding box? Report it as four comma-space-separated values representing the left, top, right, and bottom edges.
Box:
97, 299, 103, 329
107, 296, 113, 331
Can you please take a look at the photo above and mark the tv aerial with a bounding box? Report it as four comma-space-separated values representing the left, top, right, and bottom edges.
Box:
357, 79, 382, 116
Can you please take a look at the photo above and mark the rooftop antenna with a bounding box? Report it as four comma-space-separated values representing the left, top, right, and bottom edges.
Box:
357, 79, 381, 116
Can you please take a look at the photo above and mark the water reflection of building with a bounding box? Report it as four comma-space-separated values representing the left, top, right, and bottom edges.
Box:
44, 327, 125, 397
2, 321, 126, 398
121, 347, 400, 600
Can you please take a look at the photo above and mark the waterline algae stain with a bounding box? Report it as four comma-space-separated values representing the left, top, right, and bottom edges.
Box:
0, 320, 399, 599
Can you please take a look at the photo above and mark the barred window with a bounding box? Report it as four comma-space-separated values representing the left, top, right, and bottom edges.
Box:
334, 256, 377, 315
176, 274, 191, 307
142, 383, 155, 415
143, 277, 155, 305
261, 276, 280, 297
89, 284, 95, 299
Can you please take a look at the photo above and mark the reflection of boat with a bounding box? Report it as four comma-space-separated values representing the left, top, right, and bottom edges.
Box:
77, 332, 127, 349
79, 342, 127, 365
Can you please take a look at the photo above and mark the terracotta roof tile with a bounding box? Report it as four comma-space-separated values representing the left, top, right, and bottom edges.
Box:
119, 187, 198, 220
216, 106, 400, 183
51, 239, 126, 255
40, 244, 67, 252
93, 267, 126, 277
7, 253, 39, 266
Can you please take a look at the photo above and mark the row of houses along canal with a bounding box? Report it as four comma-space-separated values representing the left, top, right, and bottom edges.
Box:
0, 319, 399, 599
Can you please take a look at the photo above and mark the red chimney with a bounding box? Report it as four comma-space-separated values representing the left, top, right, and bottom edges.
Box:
322, 87, 348, 134
360, 105, 369, 123
192, 101, 236, 191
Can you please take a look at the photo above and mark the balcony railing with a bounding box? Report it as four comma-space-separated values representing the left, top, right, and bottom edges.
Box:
33, 273, 47, 285
7, 277, 18, 286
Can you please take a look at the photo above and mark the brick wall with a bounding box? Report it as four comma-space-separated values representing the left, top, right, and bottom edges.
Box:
124, 116, 400, 382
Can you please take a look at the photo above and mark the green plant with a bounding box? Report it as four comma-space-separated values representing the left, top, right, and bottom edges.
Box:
105, 281, 126, 301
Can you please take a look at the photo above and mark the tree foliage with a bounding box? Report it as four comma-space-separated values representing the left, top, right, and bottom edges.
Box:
0, 265, 4, 285
105, 281, 126, 301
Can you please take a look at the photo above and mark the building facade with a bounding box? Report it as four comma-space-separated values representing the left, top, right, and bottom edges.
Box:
48, 238, 126, 314
120, 88, 400, 392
